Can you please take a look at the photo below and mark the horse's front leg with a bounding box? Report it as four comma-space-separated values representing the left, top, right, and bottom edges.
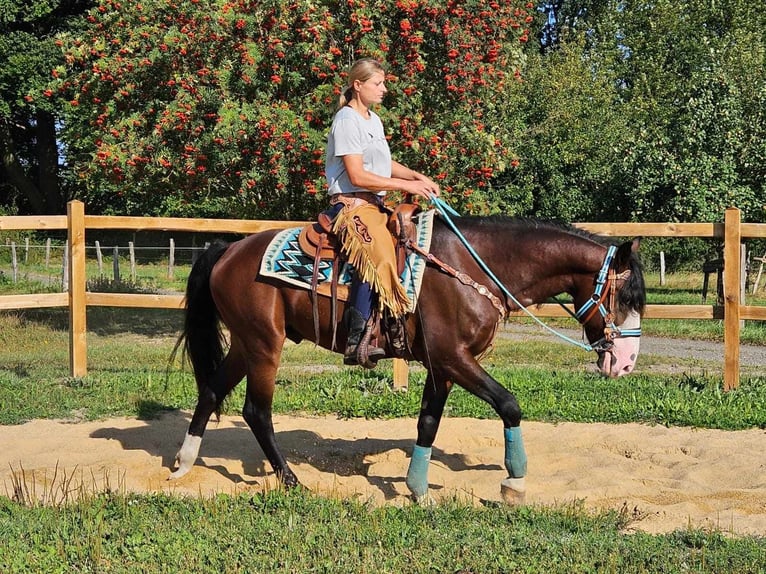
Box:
409, 358, 528, 504
457, 359, 527, 504
169, 347, 246, 479
405, 372, 452, 500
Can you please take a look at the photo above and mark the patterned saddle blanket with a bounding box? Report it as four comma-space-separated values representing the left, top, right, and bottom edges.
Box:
258, 210, 435, 313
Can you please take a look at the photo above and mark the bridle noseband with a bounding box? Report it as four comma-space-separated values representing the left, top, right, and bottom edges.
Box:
574, 245, 642, 352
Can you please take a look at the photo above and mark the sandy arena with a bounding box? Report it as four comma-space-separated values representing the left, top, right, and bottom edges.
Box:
2, 411, 765, 536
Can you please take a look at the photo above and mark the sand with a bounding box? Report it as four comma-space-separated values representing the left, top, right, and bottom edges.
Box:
3, 411, 765, 536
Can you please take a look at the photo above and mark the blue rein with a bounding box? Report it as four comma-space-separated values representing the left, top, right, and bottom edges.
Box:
428, 197, 641, 353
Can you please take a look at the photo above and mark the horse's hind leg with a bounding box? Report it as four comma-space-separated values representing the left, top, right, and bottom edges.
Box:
169, 345, 246, 479
241, 352, 299, 488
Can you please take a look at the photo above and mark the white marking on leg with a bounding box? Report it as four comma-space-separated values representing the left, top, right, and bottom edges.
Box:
168, 433, 202, 480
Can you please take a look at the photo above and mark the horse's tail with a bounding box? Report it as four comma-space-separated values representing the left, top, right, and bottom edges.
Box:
174, 240, 229, 397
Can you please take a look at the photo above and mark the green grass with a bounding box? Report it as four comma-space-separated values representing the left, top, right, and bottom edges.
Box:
1, 309, 764, 429
2, 489, 765, 574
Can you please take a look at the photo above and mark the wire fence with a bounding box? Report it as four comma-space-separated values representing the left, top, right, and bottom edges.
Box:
1, 238, 212, 287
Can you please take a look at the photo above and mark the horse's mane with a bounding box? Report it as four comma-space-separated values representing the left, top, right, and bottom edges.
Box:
455, 215, 607, 245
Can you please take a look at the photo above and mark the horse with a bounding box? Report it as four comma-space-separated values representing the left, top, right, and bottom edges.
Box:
169, 213, 646, 502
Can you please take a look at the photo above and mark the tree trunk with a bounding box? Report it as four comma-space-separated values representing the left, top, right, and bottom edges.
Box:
0, 113, 63, 214
36, 110, 63, 214
0, 118, 46, 213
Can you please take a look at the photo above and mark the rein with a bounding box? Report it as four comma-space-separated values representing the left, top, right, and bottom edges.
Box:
425, 197, 641, 353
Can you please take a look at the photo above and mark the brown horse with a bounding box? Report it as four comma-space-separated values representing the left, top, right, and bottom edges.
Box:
169, 214, 646, 501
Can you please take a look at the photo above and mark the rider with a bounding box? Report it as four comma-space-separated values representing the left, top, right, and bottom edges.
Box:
325, 58, 440, 366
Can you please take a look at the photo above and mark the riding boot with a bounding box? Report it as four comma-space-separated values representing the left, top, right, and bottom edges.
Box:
343, 307, 385, 367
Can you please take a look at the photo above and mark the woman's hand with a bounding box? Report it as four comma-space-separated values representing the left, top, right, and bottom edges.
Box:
391, 161, 440, 199
402, 176, 439, 200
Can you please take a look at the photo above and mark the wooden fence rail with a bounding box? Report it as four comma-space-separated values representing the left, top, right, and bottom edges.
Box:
1, 202, 765, 389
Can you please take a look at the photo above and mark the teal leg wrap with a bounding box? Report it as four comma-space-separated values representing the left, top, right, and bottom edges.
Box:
504, 426, 527, 478
405, 445, 431, 499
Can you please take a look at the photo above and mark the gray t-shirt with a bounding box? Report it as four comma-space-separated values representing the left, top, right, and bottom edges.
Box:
325, 106, 391, 195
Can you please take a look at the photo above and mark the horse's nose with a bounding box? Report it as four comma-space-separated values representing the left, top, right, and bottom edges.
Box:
598, 351, 635, 378
610, 352, 639, 377
616, 362, 635, 377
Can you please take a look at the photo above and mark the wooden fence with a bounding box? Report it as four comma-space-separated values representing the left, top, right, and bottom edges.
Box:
1, 201, 765, 389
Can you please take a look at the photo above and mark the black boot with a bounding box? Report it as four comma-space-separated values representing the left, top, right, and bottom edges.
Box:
383, 310, 408, 357
343, 307, 385, 367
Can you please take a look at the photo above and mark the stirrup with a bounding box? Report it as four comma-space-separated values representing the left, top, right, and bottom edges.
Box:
343, 344, 385, 368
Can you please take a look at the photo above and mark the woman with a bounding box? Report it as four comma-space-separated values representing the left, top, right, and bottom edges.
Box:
325, 58, 440, 367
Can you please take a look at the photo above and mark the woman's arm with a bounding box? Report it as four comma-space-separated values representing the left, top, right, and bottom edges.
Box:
342, 155, 440, 199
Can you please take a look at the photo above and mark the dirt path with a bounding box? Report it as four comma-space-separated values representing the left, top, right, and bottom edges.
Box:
3, 412, 765, 536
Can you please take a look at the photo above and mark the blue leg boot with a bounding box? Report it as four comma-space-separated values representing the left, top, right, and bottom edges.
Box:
405, 445, 432, 501
500, 426, 527, 504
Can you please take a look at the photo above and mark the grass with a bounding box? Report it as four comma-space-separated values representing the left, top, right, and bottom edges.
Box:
1, 309, 764, 429
2, 489, 765, 573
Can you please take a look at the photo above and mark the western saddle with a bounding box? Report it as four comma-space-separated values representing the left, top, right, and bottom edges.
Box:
295, 202, 422, 361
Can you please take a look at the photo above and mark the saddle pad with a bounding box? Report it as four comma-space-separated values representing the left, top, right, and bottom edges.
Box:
259, 209, 435, 313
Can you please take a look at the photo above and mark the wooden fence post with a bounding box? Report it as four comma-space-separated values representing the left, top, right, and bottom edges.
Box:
68, 200, 87, 378
62, 243, 69, 291
753, 252, 766, 294
45, 238, 51, 268
113, 246, 120, 282
10, 242, 17, 282
723, 207, 741, 390
129, 241, 136, 282
168, 238, 175, 279
393, 358, 408, 391
95, 240, 103, 274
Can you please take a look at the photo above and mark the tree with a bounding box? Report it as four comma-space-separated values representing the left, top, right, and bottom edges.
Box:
609, 0, 766, 222
537, 0, 612, 50
511, 0, 765, 225
50, 0, 533, 218
503, 32, 631, 221
0, 0, 92, 214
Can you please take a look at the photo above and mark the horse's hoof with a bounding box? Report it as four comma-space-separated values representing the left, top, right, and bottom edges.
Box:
500, 477, 526, 505
169, 434, 202, 480
410, 493, 435, 506
168, 466, 190, 480
168, 454, 192, 480
279, 470, 301, 490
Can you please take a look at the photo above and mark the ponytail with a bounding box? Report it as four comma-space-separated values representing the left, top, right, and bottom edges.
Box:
337, 86, 355, 110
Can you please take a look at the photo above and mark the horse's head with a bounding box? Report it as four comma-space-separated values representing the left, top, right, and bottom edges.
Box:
575, 238, 646, 378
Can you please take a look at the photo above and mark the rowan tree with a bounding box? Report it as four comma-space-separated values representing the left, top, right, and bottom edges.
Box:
49, 0, 533, 218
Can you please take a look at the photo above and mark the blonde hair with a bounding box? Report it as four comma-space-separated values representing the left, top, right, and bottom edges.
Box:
337, 58, 386, 110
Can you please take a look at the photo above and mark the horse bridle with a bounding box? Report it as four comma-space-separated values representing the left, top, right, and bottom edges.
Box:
574, 245, 642, 352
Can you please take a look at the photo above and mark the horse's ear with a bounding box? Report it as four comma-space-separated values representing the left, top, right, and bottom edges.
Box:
615, 237, 641, 267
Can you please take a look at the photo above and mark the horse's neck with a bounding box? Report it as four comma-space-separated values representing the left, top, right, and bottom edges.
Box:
436, 220, 604, 307
505, 233, 605, 307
